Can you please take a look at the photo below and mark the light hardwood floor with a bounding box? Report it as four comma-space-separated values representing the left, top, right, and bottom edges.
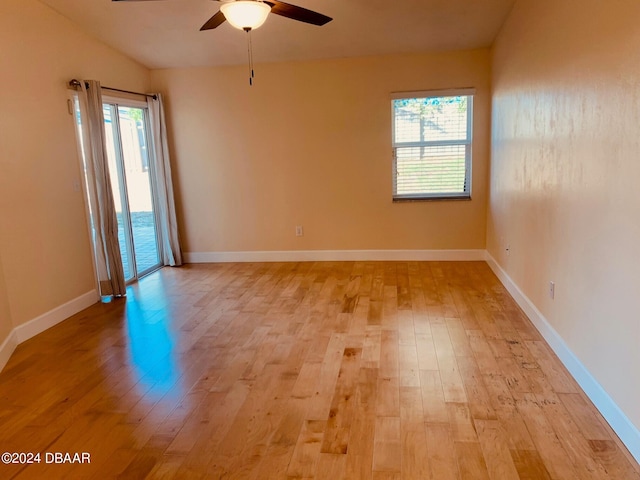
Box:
0, 261, 638, 479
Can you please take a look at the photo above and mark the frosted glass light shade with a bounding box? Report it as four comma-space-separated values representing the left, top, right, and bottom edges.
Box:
220, 1, 271, 30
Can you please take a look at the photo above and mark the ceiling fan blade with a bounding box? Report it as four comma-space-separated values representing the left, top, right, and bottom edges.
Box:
200, 10, 227, 31
264, 1, 332, 26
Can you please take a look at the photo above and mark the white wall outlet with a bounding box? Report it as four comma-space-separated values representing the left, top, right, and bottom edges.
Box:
295, 225, 303, 237
549, 281, 555, 300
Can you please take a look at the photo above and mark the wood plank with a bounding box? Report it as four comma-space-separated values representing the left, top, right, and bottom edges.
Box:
287, 419, 325, 477
396, 262, 412, 311
419, 369, 448, 423
446, 317, 474, 357
400, 387, 429, 479
398, 344, 420, 387
431, 321, 467, 403
475, 419, 520, 480
361, 328, 382, 369
372, 416, 401, 473
315, 452, 347, 480
425, 423, 459, 480
447, 402, 478, 443
558, 393, 611, 441
379, 330, 399, 379
525, 341, 578, 394
415, 331, 438, 371
509, 449, 552, 480
376, 376, 400, 417
454, 441, 491, 480
513, 392, 581, 480
397, 310, 415, 346
535, 392, 607, 480
321, 347, 362, 454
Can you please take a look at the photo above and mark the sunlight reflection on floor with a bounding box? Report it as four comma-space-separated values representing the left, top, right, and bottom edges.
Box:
123, 273, 182, 401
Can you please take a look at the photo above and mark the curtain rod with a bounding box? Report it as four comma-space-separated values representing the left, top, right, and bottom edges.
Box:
69, 79, 157, 100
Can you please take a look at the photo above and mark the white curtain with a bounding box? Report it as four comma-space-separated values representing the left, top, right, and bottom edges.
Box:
147, 94, 183, 266
74, 80, 127, 299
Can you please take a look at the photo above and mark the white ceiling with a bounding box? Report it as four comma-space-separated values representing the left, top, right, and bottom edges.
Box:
39, 0, 515, 69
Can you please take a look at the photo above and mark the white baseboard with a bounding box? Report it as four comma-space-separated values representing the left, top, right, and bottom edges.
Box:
485, 253, 640, 464
14, 290, 98, 343
185, 249, 487, 263
0, 330, 18, 373
0, 290, 98, 372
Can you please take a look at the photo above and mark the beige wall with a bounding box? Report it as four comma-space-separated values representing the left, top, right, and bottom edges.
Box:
489, 0, 640, 429
151, 49, 490, 254
0, 0, 150, 338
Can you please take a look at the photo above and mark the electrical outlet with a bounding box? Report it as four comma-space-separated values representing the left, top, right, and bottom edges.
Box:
549, 281, 555, 300
295, 225, 303, 237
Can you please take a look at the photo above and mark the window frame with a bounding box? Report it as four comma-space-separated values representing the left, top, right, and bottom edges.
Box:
390, 88, 475, 201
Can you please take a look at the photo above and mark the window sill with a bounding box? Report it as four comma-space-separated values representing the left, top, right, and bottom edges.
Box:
393, 195, 471, 203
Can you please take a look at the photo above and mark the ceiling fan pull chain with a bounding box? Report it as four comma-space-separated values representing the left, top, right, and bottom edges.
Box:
245, 28, 255, 86
249, 29, 255, 83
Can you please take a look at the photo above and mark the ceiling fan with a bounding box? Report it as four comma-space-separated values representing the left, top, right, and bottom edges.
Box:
113, 0, 333, 32
114, 0, 332, 85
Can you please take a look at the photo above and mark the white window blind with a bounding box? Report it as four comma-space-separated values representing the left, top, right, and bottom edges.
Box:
391, 89, 474, 200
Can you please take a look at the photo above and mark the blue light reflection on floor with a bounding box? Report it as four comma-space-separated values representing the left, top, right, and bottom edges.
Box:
123, 273, 182, 400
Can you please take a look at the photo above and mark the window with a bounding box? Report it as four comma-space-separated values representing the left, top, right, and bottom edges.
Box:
391, 89, 474, 200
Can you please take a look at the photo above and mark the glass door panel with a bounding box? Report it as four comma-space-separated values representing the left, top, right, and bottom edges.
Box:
103, 104, 134, 281
103, 102, 162, 283
117, 106, 161, 276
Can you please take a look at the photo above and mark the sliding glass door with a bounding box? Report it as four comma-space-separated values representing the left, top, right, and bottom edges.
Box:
102, 100, 162, 282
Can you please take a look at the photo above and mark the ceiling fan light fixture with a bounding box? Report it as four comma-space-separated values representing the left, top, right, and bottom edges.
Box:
220, 1, 271, 31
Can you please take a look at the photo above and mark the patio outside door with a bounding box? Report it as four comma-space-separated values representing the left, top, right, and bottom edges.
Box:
102, 100, 162, 282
